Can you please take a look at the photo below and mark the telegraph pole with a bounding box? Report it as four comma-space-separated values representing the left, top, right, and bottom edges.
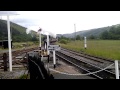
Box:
74, 24, 76, 41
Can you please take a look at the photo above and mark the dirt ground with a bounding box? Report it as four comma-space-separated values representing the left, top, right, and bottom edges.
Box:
0, 68, 28, 79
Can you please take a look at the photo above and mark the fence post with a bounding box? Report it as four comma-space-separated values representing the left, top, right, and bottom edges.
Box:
84, 37, 87, 49
3, 53, 8, 71
115, 60, 119, 79
53, 50, 56, 68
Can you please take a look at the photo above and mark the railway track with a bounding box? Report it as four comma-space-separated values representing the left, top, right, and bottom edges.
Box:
55, 48, 119, 79
0, 47, 38, 59
0, 45, 119, 79
61, 48, 115, 67
0, 47, 38, 69
0, 47, 40, 79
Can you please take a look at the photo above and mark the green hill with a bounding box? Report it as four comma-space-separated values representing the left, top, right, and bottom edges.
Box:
0, 19, 38, 42
57, 24, 120, 40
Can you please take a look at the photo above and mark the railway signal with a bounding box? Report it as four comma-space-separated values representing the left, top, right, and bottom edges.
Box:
0, 11, 18, 71
47, 33, 50, 55
37, 29, 57, 69
43, 31, 56, 55
38, 28, 42, 50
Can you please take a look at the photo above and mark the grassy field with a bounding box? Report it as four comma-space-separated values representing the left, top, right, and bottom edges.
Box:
13, 41, 38, 49
57, 40, 120, 60
0, 41, 39, 51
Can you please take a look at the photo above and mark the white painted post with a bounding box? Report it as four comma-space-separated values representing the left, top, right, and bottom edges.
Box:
53, 50, 56, 68
39, 32, 41, 48
38, 28, 42, 50
45, 43, 46, 50
74, 24, 76, 41
7, 15, 12, 71
41, 55, 43, 61
47, 34, 49, 55
84, 37, 87, 49
115, 60, 119, 79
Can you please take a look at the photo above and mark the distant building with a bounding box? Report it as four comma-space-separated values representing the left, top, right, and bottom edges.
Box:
0, 40, 12, 49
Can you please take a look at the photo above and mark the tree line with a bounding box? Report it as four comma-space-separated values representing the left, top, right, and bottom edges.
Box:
100, 26, 120, 40
0, 20, 38, 42
57, 25, 120, 44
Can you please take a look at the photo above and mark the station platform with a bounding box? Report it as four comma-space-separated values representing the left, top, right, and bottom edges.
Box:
27, 46, 96, 79
41, 56, 96, 79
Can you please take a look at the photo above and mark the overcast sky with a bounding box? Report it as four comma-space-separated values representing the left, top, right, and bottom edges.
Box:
1, 11, 120, 35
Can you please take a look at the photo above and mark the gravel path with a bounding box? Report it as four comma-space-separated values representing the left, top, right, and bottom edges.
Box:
0, 69, 28, 79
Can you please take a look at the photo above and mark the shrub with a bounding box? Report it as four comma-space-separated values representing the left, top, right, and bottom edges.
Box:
19, 74, 28, 79
59, 39, 69, 44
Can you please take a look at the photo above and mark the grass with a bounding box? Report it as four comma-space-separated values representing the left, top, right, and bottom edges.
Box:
57, 40, 120, 60
0, 41, 39, 52
19, 74, 30, 79
13, 42, 39, 51
13, 41, 37, 48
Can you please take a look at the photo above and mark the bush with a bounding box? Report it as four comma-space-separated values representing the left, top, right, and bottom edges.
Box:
59, 39, 69, 44
19, 74, 29, 79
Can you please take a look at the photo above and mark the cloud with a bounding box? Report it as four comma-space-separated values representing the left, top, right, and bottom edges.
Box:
1, 11, 120, 34
10, 15, 41, 29
0, 11, 18, 16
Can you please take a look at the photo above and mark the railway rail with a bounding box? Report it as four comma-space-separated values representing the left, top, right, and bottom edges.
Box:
0, 45, 119, 79
61, 48, 120, 70
0, 47, 38, 79
55, 48, 119, 79
0, 47, 38, 69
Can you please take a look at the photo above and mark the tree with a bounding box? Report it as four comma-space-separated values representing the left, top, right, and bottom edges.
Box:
100, 30, 109, 39
88, 35, 95, 39
31, 36, 38, 41
100, 25, 120, 40
76, 35, 81, 40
